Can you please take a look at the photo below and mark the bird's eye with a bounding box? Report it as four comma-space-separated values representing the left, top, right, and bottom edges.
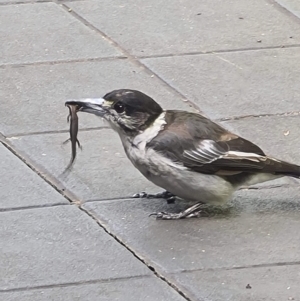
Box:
114, 102, 125, 113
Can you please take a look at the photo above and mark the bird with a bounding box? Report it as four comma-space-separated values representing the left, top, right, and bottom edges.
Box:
66, 89, 300, 220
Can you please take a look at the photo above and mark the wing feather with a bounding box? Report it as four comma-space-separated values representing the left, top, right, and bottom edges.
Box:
146, 110, 269, 174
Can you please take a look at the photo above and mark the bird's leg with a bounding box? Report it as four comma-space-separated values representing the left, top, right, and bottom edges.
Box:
150, 202, 204, 220
132, 190, 176, 203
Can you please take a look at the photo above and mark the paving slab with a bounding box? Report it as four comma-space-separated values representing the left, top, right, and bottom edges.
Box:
8, 129, 158, 201
0, 206, 150, 290
142, 47, 300, 118
0, 60, 191, 136
1, 277, 186, 301
68, 0, 300, 56
172, 265, 300, 301
0, 143, 68, 210
83, 185, 300, 274
0, 2, 120, 65
275, 0, 300, 19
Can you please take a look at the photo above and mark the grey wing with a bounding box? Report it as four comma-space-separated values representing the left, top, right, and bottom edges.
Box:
183, 140, 228, 164
183, 139, 268, 171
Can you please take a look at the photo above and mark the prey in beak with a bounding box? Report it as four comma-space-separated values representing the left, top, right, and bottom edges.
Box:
61, 104, 82, 176
61, 98, 107, 175
66, 98, 107, 117
63, 89, 300, 220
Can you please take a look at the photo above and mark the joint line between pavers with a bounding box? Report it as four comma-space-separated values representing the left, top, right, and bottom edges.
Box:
267, 0, 300, 22
5, 110, 300, 139
0, 0, 52, 6
216, 110, 300, 122
239, 182, 298, 191
0, 56, 127, 69
175, 260, 300, 275
0, 275, 152, 294
5, 126, 111, 139
0, 0, 87, 6
79, 206, 194, 301
0, 202, 70, 213
0, 133, 82, 206
58, 3, 202, 114
138, 44, 300, 60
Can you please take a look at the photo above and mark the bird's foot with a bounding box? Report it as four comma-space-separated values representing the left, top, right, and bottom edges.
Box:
150, 203, 204, 220
132, 190, 176, 203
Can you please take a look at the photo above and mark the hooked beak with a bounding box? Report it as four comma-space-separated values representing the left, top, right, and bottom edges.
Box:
65, 98, 106, 117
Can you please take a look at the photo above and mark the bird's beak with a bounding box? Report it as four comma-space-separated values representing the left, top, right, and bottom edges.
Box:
65, 98, 106, 117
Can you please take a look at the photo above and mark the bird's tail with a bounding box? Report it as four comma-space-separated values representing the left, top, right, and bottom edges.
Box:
266, 157, 300, 179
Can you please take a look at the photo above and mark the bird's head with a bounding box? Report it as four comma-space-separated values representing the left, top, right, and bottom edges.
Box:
66, 89, 163, 135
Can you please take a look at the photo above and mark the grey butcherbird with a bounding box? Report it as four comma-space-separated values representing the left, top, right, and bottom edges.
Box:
66, 89, 300, 220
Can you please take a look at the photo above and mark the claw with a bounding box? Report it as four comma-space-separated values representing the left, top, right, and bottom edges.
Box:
166, 196, 176, 204
149, 203, 204, 220
132, 191, 147, 198
132, 190, 175, 200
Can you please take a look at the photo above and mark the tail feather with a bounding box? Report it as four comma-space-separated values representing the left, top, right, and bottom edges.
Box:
266, 157, 300, 179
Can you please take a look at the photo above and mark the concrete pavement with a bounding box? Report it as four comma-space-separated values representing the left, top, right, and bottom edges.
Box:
1, 0, 300, 300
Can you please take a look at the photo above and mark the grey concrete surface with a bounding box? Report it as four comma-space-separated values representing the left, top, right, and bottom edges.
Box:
275, 0, 300, 18
82, 186, 300, 274
142, 48, 300, 119
0, 2, 121, 65
2, 0, 300, 300
2, 277, 187, 301
68, 0, 300, 56
0, 206, 150, 290
0, 143, 68, 210
0, 60, 191, 136
222, 115, 300, 164
172, 265, 300, 301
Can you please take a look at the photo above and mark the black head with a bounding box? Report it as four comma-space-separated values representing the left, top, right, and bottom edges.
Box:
66, 89, 163, 135
103, 89, 163, 123
102, 89, 163, 133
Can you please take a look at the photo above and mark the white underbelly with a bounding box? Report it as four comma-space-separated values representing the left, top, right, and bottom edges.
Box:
123, 143, 234, 205
147, 169, 234, 205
